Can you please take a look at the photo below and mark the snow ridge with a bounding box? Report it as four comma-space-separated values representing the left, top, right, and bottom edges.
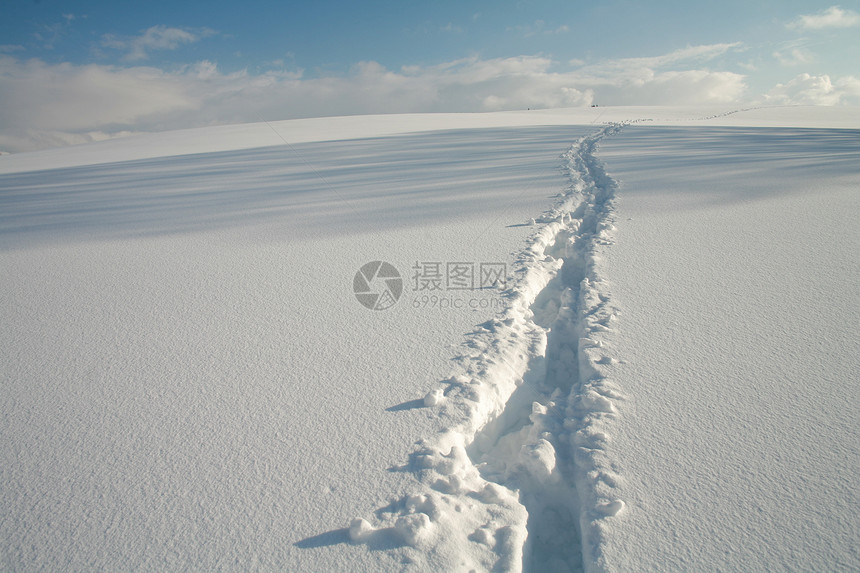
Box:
347, 125, 625, 572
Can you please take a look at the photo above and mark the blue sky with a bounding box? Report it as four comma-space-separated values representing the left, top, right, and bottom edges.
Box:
1, 1, 859, 152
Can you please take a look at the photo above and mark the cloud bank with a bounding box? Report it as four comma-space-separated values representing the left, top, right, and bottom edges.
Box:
763, 73, 860, 106
0, 40, 855, 153
789, 6, 860, 30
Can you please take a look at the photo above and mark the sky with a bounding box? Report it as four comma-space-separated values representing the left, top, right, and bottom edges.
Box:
1, 0, 859, 152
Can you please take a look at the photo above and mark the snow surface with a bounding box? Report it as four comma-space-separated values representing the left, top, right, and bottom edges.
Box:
1, 107, 858, 572
597, 126, 860, 571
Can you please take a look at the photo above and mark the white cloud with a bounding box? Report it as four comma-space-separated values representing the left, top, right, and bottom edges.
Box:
623, 42, 743, 68
0, 44, 750, 152
101, 26, 213, 61
789, 6, 860, 30
773, 47, 814, 66
557, 43, 746, 103
763, 73, 860, 105
603, 70, 746, 105
0, 56, 196, 133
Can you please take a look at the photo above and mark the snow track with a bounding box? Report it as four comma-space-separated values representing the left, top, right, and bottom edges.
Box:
347, 125, 626, 572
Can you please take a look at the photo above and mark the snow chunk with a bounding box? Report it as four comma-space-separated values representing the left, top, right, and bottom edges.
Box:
432, 474, 467, 495
405, 494, 441, 520
578, 390, 615, 413
424, 388, 444, 406
476, 483, 514, 504
394, 513, 434, 547
596, 499, 625, 517
520, 438, 557, 481
468, 526, 495, 546
348, 518, 374, 543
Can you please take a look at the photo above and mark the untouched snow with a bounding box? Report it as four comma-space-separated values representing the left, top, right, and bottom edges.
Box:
597, 127, 860, 571
1, 107, 858, 572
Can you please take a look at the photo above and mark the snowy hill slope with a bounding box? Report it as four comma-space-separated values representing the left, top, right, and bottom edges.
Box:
1, 107, 858, 572
598, 126, 860, 571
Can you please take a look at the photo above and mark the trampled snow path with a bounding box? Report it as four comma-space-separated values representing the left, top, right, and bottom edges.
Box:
346, 125, 626, 572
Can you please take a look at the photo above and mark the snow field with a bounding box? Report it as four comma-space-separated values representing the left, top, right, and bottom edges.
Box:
1, 123, 595, 571
2, 107, 858, 571
596, 125, 860, 572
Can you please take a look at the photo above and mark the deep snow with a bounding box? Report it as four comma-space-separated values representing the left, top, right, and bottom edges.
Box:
1, 107, 858, 572
597, 126, 860, 571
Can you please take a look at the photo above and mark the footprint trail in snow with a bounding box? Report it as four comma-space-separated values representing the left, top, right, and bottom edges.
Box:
349, 124, 627, 573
